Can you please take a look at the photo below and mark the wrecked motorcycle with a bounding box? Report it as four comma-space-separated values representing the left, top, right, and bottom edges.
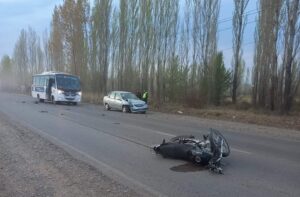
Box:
153, 129, 230, 174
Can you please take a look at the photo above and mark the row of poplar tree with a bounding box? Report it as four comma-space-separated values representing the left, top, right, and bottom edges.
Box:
0, 0, 300, 113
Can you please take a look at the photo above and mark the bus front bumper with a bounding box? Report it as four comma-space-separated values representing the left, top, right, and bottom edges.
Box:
56, 95, 81, 103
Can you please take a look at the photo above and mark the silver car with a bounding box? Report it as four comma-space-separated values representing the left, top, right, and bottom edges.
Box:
103, 91, 148, 113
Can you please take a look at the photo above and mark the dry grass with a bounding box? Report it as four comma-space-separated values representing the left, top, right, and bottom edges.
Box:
82, 92, 300, 131
151, 101, 300, 131
82, 92, 105, 104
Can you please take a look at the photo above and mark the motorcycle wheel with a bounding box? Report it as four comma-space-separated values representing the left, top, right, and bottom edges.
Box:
194, 155, 202, 164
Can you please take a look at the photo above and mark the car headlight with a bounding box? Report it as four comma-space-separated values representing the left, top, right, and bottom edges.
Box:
77, 91, 82, 96
57, 90, 64, 94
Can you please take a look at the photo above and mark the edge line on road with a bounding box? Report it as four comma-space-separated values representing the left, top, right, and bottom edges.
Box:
231, 148, 252, 154
2, 113, 166, 197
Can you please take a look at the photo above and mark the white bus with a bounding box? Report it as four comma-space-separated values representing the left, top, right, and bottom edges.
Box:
31, 71, 82, 105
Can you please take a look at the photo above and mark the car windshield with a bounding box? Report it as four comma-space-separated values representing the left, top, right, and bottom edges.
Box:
121, 93, 139, 100
56, 75, 81, 91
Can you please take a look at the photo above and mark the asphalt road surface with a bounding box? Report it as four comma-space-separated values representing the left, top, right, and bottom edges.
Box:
0, 92, 299, 197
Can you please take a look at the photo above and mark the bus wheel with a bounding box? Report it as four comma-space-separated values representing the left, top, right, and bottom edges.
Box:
52, 96, 57, 105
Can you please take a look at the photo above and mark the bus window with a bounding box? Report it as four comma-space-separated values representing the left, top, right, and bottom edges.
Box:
38, 76, 42, 86
45, 76, 49, 86
41, 76, 46, 86
33, 77, 36, 85
36, 76, 40, 86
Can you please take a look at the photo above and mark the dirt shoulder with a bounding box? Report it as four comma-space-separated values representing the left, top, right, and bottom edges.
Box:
152, 104, 300, 131
0, 114, 139, 197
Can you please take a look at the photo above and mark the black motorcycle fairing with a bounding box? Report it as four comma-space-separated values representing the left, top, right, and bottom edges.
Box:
154, 142, 212, 165
155, 142, 194, 160
153, 129, 230, 173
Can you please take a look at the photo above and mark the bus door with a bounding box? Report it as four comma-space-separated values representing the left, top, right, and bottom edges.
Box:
47, 77, 55, 100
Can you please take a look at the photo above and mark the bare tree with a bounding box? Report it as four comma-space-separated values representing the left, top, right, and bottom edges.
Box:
0, 55, 13, 90
252, 0, 283, 109
27, 27, 38, 74
137, 0, 153, 92
281, 0, 300, 112
269, 0, 283, 110
58, 0, 89, 87
49, 6, 64, 72
109, 8, 119, 91
90, 0, 112, 93
42, 30, 51, 71
198, 0, 220, 104
117, 0, 128, 90
36, 38, 44, 73
179, 0, 191, 98
232, 0, 249, 104
13, 29, 29, 87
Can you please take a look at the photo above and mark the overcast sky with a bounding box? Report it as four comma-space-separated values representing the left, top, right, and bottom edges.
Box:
0, 0, 257, 69
0, 0, 62, 58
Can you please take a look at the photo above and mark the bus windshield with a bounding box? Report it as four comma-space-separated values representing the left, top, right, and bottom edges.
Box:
56, 74, 81, 91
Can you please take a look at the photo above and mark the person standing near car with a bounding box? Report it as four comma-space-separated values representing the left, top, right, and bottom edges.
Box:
142, 90, 148, 103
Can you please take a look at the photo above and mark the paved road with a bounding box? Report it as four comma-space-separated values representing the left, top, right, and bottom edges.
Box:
0, 93, 299, 197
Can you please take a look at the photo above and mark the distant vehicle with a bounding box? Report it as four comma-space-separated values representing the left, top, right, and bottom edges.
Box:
103, 91, 148, 113
31, 71, 82, 105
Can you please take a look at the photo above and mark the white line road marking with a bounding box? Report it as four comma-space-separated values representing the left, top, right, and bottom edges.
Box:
231, 148, 252, 154
13, 118, 166, 197
38, 108, 253, 156
62, 111, 254, 155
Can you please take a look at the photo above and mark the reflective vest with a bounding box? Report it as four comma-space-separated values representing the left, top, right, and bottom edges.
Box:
143, 92, 148, 99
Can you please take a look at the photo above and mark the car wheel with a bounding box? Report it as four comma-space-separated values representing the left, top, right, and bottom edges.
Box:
105, 103, 111, 110
122, 105, 129, 113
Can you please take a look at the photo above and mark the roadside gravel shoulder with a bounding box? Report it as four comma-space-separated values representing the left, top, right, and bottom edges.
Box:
0, 113, 139, 197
